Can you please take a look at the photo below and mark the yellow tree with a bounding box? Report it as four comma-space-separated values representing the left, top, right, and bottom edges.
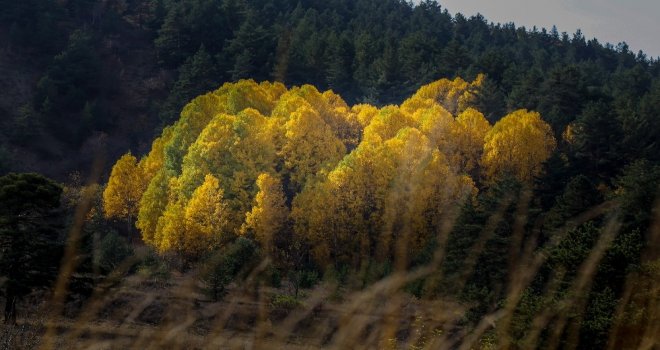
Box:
273, 87, 360, 150
286, 85, 355, 138
363, 106, 416, 141
450, 107, 492, 173
280, 105, 346, 194
241, 173, 289, 255
481, 109, 556, 182
376, 128, 435, 264
407, 75, 483, 114
291, 133, 383, 268
400, 94, 439, 116
292, 169, 365, 268
153, 176, 186, 252
224, 80, 283, 116
414, 104, 456, 153
317, 89, 361, 149
374, 128, 475, 265
103, 152, 147, 238
293, 126, 477, 268
224, 109, 279, 223
139, 126, 173, 181
408, 150, 477, 254
184, 174, 229, 257
352, 103, 379, 128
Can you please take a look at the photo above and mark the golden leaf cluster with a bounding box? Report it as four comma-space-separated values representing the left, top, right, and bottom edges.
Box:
104, 77, 555, 261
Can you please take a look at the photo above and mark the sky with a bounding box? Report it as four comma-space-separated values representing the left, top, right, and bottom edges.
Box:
418, 0, 660, 58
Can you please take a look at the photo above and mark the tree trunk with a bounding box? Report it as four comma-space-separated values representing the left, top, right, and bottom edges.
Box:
127, 211, 136, 244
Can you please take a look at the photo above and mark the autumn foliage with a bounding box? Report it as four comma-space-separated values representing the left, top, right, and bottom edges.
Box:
104, 77, 556, 262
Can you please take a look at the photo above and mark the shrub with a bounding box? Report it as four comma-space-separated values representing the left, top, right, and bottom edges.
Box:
98, 231, 134, 274
199, 237, 259, 301
270, 293, 301, 310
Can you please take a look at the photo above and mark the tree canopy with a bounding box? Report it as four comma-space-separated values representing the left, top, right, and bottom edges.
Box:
0, 173, 63, 323
104, 78, 554, 265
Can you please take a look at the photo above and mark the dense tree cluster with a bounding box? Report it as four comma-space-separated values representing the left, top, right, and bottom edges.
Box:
104, 78, 555, 266
102, 76, 659, 348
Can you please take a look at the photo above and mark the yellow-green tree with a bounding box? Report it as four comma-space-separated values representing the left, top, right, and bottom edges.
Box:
103, 152, 147, 237
157, 198, 186, 253
139, 127, 174, 181
137, 168, 171, 245
175, 108, 278, 234
481, 109, 556, 182
163, 92, 228, 174
241, 173, 289, 254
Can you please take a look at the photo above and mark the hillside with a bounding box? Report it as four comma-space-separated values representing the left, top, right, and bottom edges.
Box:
0, 1, 658, 349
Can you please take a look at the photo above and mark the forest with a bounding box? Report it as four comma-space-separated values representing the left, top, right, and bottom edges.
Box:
0, 0, 658, 349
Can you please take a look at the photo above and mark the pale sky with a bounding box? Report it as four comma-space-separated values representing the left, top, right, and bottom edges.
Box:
417, 0, 660, 58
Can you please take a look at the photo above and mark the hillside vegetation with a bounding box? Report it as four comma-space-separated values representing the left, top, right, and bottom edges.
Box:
104, 77, 554, 261
97, 78, 658, 349
0, 1, 658, 349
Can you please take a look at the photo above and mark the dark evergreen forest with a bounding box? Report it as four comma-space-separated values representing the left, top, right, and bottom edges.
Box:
0, 1, 658, 348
